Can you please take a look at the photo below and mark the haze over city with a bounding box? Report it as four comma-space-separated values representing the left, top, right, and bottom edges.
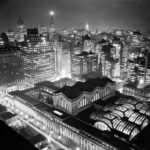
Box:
1, 0, 150, 32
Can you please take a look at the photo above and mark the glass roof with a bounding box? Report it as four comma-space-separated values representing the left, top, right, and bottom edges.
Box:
90, 97, 150, 141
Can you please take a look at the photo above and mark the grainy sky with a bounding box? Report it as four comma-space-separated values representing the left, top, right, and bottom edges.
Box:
0, 0, 150, 32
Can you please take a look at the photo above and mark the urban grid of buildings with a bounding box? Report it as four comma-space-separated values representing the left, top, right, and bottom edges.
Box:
0, 11, 150, 150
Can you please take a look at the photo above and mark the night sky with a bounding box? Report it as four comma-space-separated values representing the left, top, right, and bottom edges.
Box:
0, 0, 150, 32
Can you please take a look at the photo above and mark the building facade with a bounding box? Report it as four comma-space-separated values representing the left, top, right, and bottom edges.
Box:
71, 51, 98, 80
53, 77, 116, 115
0, 45, 24, 97
123, 83, 150, 102
17, 17, 26, 42
23, 29, 55, 86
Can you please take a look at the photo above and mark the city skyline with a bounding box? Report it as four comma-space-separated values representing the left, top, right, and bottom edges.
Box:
1, 1, 150, 150
1, 0, 150, 32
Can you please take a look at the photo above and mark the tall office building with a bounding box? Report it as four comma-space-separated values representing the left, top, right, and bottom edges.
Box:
23, 28, 55, 86
49, 11, 55, 33
54, 42, 71, 77
0, 45, 24, 96
6, 30, 15, 42
120, 44, 129, 80
84, 40, 94, 52
71, 51, 98, 80
131, 31, 143, 46
17, 17, 26, 42
0, 37, 5, 46
100, 44, 120, 79
127, 44, 150, 85
38, 25, 48, 35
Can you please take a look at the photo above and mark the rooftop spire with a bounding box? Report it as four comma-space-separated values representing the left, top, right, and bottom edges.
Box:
17, 17, 25, 26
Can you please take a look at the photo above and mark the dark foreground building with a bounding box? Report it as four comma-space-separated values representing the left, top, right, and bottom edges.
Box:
0, 120, 38, 150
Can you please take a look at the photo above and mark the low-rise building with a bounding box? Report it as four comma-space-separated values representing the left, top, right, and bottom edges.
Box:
53, 77, 116, 115
4, 77, 150, 150
123, 82, 150, 102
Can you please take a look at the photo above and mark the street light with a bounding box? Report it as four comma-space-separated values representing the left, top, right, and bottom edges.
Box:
50, 130, 53, 134
30, 118, 34, 122
42, 125, 46, 130
36, 121, 40, 126
25, 114, 28, 119
58, 135, 61, 139
76, 148, 80, 150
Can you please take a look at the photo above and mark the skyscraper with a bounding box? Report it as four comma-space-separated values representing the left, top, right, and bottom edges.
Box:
6, 30, 15, 42
49, 11, 55, 33
17, 17, 26, 42
23, 28, 55, 86
0, 45, 24, 96
71, 51, 98, 80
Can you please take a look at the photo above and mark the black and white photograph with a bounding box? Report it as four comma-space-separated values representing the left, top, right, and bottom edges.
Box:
0, 0, 150, 150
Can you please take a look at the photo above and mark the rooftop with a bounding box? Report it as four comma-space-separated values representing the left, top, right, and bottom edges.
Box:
9, 90, 41, 107
35, 81, 60, 91
124, 82, 150, 92
54, 77, 76, 84
0, 45, 20, 54
29, 134, 46, 145
64, 117, 131, 150
55, 77, 114, 100
17, 17, 25, 25
75, 92, 150, 149
10, 89, 70, 120
76, 51, 97, 57
0, 104, 7, 114
0, 111, 16, 121
35, 102, 70, 120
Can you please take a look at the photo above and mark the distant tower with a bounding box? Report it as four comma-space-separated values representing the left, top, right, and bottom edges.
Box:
85, 23, 89, 31
49, 11, 55, 33
17, 17, 26, 42
95, 28, 99, 35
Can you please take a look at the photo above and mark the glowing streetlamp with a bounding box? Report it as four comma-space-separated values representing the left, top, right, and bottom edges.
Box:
42, 125, 46, 130
58, 135, 61, 139
25, 114, 28, 119
30, 118, 34, 122
36, 121, 40, 126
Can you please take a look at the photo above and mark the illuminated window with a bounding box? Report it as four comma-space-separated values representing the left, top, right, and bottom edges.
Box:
78, 97, 87, 108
